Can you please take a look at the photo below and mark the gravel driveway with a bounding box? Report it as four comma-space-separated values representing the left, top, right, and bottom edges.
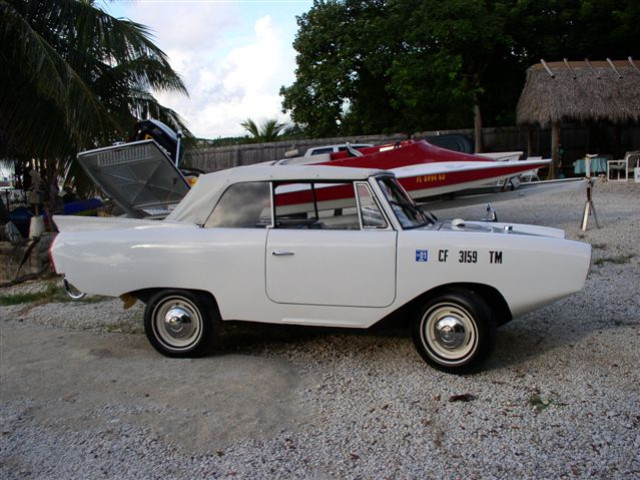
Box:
1, 180, 639, 479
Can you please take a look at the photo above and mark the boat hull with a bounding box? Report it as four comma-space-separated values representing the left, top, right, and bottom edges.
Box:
297, 140, 550, 202
392, 159, 548, 200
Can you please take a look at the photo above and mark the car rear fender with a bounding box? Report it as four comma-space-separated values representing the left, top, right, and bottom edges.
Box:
128, 287, 220, 311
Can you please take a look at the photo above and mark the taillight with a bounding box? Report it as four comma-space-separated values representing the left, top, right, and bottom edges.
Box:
48, 233, 58, 274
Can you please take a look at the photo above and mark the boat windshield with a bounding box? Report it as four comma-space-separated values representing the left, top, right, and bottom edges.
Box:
377, 177, 433, 229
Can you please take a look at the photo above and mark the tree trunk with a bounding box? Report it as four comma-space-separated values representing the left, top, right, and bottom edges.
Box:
474, 104, 483, 153
550, 122, 560, 179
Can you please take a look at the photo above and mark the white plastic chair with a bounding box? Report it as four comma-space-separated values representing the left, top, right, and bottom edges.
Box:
607, 151, 639, 181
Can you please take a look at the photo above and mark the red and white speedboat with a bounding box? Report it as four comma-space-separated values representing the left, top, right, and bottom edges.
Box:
277, 140, 550, 201
75, 134, 555, 220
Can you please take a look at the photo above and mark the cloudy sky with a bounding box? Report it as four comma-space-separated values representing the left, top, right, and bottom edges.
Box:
102, 0, 313, 139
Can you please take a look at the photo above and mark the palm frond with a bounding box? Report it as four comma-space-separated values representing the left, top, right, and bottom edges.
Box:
241, 119, 261, 139
1, 1, 119, 154
94, 55, 188, 95
1, 0, 190, 160
260, 119, 287, 141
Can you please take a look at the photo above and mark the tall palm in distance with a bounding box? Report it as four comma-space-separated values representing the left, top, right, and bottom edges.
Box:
0, 0, 189, 194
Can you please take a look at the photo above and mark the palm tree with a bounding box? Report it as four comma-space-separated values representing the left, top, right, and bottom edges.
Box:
241, 118, 287, 143
240, 118, 261, 140
0, 0, 189, 196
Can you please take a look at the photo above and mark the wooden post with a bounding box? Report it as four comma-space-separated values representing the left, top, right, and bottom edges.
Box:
551, 122, 560, 179
236, 145, 242, 167
474, 104, 484, 153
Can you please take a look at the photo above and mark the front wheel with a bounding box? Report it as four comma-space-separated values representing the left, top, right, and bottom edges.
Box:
144, 290, 219, 358
412, 289, 496, 374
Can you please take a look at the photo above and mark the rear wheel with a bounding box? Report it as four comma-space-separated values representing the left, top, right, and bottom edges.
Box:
144, 290, 219, 357
412, 289, 496, 374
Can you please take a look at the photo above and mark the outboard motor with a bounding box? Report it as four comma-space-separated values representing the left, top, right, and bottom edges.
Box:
130, 119, 184, 167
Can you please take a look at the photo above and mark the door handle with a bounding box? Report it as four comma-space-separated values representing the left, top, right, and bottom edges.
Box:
272, 250, 294, 256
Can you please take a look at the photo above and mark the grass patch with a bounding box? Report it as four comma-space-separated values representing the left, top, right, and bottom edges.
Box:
528, 394, 563, 413
593, 253, 635, 266
0, 282, 58, 306
0, 282, 108, 306
0, 290, 53, 306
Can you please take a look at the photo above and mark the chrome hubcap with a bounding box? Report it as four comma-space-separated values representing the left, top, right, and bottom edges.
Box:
421, 303, 478, 365
434, 316, 466, 350
164, 307, 194, 339
153, 297, 202, 350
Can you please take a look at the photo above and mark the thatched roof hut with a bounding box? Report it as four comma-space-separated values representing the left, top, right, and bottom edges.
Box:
517, 59, 640, 128
516, 59, 640, 177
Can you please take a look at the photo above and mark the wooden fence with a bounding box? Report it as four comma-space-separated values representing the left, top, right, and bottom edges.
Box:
184, 125, 640, 173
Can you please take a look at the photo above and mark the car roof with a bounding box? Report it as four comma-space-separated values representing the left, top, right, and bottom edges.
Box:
166, 164, 390, 225
305, 144, 373, 155
309, 143, 372, 150
209, 164, 384, 182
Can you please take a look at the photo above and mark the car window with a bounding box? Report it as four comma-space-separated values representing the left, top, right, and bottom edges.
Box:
356, 183, 387, 229
338, 145, 369, 152
309, 147, 334, 155
377, 177, 432, 229
204, 182, 271, 228
273, 181, 361, 229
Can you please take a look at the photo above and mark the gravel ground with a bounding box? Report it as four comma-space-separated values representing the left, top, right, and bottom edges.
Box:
1, 179, 639, 479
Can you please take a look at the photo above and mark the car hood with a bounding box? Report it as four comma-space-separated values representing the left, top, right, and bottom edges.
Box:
76, 140, 190, 219
435, 219, 565, 239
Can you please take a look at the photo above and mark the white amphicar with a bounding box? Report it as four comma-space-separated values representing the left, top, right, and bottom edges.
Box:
51, 154, 591, 374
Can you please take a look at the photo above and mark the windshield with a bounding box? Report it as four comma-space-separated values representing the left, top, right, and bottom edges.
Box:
377, 177, 433, 229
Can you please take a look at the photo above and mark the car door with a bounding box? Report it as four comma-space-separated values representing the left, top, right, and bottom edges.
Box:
199, 181, 271, 317
266, 181, 397, 308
